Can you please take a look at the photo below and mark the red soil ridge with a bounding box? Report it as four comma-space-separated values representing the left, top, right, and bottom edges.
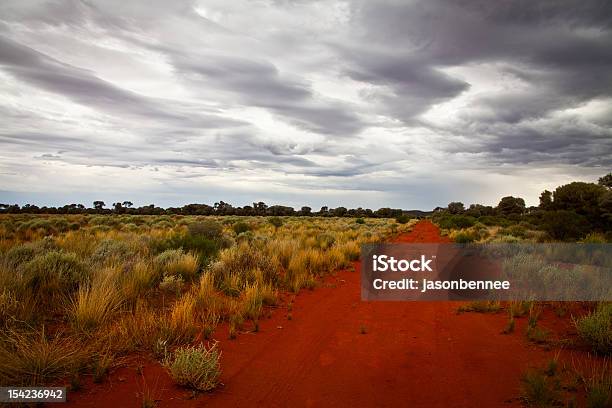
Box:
66, 220, 556, 407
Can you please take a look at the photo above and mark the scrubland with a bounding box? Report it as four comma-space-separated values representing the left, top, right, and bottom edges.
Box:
0, 214, 406, 389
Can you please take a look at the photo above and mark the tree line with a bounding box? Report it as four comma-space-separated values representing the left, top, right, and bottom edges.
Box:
0, 199, 431, 219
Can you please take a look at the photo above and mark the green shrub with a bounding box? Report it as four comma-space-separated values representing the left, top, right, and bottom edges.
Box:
574, 303, 612, 355
232, 222, 250, 235
500, 224, 528, 238
268, 217, 283, 229
395, 214, 411, 224
22, 251, 88, 298
91, 239, 133, 264
521, 369, 560, 406
437, 215, 476, 229
164, 343, 221, 391
454, 232, 476, 243
187, 220, 223, 241
542, 210, 589, 241
355, 218, 365, 225
150, 232, 220, 267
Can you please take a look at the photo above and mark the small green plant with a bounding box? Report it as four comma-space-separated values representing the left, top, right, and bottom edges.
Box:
545, 358, 558, 377
573, 303, 612, 355
527, 325, 550, 345
521, 368, 560, 407
585, 372, 611, 408
528, 303, 542, 329
355, 218, 365, 225
164, 343, 221, 391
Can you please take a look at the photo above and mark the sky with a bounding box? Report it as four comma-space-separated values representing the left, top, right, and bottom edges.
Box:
0, 0, 611, 210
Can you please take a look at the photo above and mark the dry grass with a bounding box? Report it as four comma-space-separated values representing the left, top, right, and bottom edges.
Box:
0, 329, 86, 386
0, 214, 400, 388
70, 275, 123, 332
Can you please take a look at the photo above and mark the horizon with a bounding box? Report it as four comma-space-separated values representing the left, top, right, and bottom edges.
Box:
1, 1, 611, 210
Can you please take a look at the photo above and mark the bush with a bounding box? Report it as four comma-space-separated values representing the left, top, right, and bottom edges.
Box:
454, 231, 476, 243
91, 239, 134, 264
22, 251, 88, 298
355, 218, 365, 225
437, 215, 476, 229
232, 222, 250, 235
268, 217, 283, 229
155, 249, 199, 281
521, 369, 560, 406
541, 210, 590, 241
188, 220, 223, 241
500, 224, 528, 238
209, 244, 278, 288
150, 232, 220, 267
164, 343, 221, 391
395, 214, 411, 224
574, 303, 612, 355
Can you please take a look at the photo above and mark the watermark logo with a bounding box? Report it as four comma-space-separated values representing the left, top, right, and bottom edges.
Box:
362, 243, 612, 301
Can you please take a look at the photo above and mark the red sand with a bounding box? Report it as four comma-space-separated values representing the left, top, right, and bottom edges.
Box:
65, 221, 560, 407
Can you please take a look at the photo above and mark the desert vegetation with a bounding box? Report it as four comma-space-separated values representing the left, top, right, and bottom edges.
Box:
0, 214, 406, 390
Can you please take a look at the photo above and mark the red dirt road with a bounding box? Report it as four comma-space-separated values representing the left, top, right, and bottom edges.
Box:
67, 221, 555, 407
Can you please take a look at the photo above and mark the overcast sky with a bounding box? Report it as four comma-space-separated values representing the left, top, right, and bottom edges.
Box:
0, 0, 610, 210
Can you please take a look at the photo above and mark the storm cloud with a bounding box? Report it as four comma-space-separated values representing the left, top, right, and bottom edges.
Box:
0, 0, 610, 209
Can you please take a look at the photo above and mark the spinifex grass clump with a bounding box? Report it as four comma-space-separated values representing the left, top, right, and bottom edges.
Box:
155, 249, 199, 281
70, 275, 123, 332
0, 329, 86, 386
574, 302, 612, 355
164, 343, 221, 391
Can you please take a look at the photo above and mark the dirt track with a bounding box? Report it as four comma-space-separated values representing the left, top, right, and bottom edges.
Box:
68, 221, 554, 407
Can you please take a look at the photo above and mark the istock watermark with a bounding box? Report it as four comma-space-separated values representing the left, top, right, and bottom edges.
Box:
361, 243, 612, 301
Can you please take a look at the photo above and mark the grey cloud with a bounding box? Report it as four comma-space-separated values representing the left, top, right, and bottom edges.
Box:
0, 35, 244, 130
171, 52, 365, 136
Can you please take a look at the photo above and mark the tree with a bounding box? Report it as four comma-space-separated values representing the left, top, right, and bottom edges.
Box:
497, 196, 525, 215
332, 207, 347, 217
122, 201, 133, 208
93, 201, 105, 210
299, 206, 312, 216
539, 190, 553, 210
465, 204, 495, 217
447, 202, 465, 214
598, 173, 612, 189
542, 210, 589, 241
552, 182, 606, 226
